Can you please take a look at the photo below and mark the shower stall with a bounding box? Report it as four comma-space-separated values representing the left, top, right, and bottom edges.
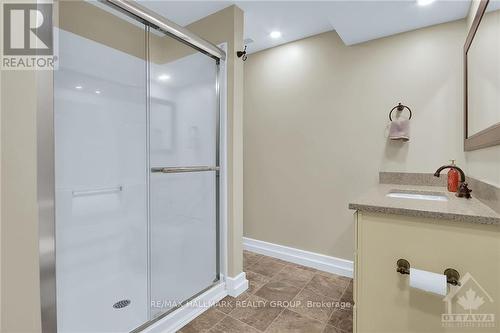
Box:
39, 1, 226, 332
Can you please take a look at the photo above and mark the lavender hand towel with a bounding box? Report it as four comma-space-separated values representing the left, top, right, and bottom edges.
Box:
389, 119, 410, 141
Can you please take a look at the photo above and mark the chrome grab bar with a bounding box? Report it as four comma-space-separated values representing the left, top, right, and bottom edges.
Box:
151, 166, 220, 174
72, 185, 123, 197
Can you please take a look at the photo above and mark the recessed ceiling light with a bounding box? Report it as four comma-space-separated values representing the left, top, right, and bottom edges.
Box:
270, 31, 282, 39
158, 74, 171, 81
75, 85, 83, 90
417, 0, 435, 6
95, 90, 101, 94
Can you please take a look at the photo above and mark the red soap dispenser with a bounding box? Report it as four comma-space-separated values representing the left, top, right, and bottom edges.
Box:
448, 160, 459, 193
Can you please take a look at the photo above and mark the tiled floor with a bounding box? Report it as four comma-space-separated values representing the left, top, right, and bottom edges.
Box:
178, 251, 353, 333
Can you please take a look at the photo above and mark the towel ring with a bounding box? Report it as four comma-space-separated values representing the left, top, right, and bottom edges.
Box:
389, 103, 412, 121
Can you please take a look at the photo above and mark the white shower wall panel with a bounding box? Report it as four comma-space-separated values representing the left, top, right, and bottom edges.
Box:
54, 28, 148, 333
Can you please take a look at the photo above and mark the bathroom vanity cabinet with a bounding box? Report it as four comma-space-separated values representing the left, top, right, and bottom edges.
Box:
353, 212, 500, 333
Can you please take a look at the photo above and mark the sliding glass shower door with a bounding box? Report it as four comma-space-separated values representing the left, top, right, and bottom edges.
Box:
149, 32, 219, 317
54, 3, 149, 332
54, 2, 220, 332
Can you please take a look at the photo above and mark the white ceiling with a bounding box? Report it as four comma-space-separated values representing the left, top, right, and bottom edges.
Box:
140, 0, 472, 54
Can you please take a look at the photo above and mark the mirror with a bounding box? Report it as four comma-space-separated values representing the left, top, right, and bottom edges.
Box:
465, 0, 500, 151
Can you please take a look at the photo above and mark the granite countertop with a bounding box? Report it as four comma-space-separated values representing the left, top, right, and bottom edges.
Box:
349, 184, 500, 225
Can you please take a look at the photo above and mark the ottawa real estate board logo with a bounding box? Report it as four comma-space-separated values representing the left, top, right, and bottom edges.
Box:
2, 2, 54, 70
442, 272, 495, 329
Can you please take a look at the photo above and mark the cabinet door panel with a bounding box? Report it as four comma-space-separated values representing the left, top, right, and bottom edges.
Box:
355, 213, 500, 333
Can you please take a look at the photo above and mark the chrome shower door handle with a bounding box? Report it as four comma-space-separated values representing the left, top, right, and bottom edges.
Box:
151, 166, 220, 174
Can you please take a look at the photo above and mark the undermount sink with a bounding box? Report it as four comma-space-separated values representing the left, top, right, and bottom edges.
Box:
386, 190, 448, 202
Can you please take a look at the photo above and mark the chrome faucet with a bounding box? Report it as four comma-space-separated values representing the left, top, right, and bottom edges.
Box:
434, 164, 472, 199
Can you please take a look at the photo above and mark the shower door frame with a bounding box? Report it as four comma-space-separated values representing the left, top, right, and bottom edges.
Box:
36, 1, 228, 332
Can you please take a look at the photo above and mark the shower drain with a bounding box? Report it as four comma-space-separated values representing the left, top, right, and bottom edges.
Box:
113, 299, 131, 309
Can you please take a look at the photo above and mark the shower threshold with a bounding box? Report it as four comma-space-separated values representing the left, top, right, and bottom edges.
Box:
133, 281, 226, 333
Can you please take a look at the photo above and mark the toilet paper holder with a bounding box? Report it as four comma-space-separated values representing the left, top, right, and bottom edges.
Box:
396, 259, 461, 286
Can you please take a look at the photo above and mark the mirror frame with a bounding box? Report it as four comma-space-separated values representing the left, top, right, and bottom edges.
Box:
464, 0, 500, 151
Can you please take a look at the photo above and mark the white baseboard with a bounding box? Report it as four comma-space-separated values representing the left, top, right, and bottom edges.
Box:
225, 272, 249, 297
243, 237, 353, 278
142, 283, 227, 333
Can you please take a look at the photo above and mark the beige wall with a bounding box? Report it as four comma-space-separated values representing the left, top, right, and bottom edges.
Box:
0, 3, 244, 332
1, 71, 42, 333
1, 0, 42, 330
244, 20, 469, 261
464, 0, 500, 187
